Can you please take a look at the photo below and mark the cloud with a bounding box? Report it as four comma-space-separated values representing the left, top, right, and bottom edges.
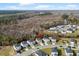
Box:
19, 0, 79, 5
0, 0, 19, 3
66, 4, 77, 7
0, 0, 79, 3
34, 5, 50, 10
0, 6, 20, 10
6, 6, 19, 10
64, 4, 78, 10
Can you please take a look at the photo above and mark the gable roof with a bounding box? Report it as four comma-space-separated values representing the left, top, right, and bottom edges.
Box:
66, 47, 73, 53
52, 47, 58, 52
35, 50, 47, 56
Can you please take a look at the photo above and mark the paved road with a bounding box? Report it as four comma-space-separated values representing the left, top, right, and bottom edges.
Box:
16, 44, 57, 56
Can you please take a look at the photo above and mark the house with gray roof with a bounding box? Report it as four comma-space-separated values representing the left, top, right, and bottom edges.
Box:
50, 47, 58, 56
65, 47, 73, 56
13, 44, 22, 52
34, 50, 48, 56
20, 41, 28, 48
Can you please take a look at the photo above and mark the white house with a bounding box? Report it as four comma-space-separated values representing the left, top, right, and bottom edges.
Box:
65, 47, 73, 56
49, 27, 56, 31
66, 30, 72, 33
13, 44, 21, 51
50, 47, 58, 56
77, 25, 79, 29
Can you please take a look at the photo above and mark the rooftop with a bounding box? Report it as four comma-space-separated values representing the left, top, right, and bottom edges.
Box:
52, 47, 58, 52
65, 47, 73, 53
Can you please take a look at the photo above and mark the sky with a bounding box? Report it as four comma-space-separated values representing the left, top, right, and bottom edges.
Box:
0, 0, 79, 10
0, 3, 79, 10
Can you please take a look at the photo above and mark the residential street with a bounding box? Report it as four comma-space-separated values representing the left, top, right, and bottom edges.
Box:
16, 45, 57, 56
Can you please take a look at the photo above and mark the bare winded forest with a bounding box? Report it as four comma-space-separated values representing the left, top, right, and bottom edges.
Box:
0, 10, 79, 46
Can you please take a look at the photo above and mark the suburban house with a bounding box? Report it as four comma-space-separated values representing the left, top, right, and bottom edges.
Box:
42, 38, 49, 45
65, 47, 73, 56
69, 38, 75, 48
62, 42, 68, 48
66, 30, 72, 33
27, 40, 35, 48
49, 37, 56, 45
48, 24, 79, 34
77, 42, 79, 48
50, 47, 58, 56
61, 30, 67, 34
31, 52, 39, 56
13, 44, 22, 52
77, 25, 79, 29
76, 50, 79, 56
36, 38, 44, 46
20, 41, 28, 48
34, 50, 48, 56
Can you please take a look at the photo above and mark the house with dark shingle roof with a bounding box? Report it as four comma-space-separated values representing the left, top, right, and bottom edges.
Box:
20, 41, 28, 48
34, 50, 48, 56
50, 47, 58, 56
65, 47, 73, 56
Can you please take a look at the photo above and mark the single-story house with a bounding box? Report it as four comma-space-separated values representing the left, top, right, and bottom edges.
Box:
50, 47, 58, 56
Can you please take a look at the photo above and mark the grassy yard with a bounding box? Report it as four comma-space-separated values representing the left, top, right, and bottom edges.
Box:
60, 48, 66, 56
0, 46, 15, 56
41, 48, 52, 55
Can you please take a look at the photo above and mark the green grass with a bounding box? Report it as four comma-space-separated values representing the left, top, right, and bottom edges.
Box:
41, 48, 52, 55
